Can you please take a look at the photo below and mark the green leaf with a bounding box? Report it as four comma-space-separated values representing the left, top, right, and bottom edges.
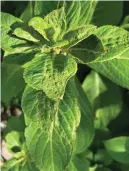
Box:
70, 34, 104, 64
104, 136, 129, 164
64, 1, 98, 31
94, 149, 113, 165
22, 80, 81, 171
88, 47, 129, 89
13, 27, 40, 42
1, 63, 25, 103
82, 71, 122, 129
66, 156, 90, 171
20, 1, 59, 23
24, 53, 77, 100
1, 12, 21, 30
74, 78, 94, 154
44, 7, 67, 41
92, 1, 123, 26
29, 16, 52, 41
1, 12, 26, 52
3, 48, 38, 66
4, 115, 25, 135
5, 131, 25, 155
94, 26, 129, 51
61, 25, 96, 48
1, 158, 20, 171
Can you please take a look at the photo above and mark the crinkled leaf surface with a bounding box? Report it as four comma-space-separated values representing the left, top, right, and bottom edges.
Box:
82, 71, 122, 129
22, 80, 81, 171
1, 63, 25, 103
104, 136, 129, 164
24, 53, 77, 100
94, 26, 129, 51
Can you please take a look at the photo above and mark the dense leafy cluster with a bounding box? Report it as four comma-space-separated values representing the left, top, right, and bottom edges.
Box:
1, 1, 129, 171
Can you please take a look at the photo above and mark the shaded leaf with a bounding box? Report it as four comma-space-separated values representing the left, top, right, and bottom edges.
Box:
82, 71, 122, 129
104, 136, 129, 164
1, 63, 25, 103
70, 34, 104, 63
92, 1, 123, 26
74, 78, 94, 154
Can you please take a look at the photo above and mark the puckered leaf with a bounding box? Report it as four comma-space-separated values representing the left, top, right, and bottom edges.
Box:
22, 80, 81, 171
82, 71, 122, 129
1, 63, 25, 103
94, 26, 129, 51
104, 136, 129, 164
88, 47, 129, 89
24, 53, 77, 100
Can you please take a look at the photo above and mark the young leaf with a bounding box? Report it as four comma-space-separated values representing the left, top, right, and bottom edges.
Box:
1, 63, 25, 103
82, 71, 122, 129
104, 136, 129, 164
44, 7, 67, 41
13, 27, 40, 43
28, 17, 52, 41
22, 80, 81, 171
24, 53, 77, 100
88, 47, 129, 89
